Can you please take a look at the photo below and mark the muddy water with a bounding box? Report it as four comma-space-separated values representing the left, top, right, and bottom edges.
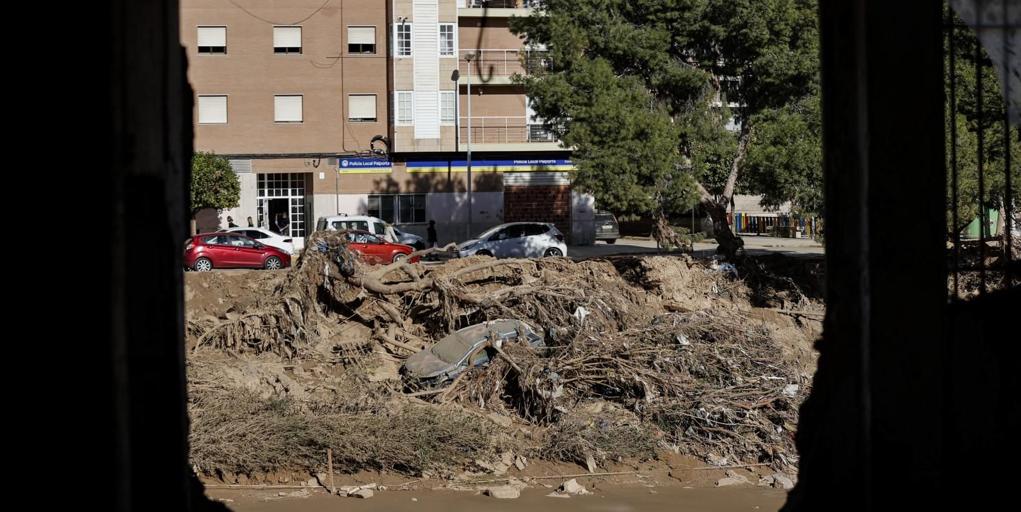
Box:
210, 486, 787, 512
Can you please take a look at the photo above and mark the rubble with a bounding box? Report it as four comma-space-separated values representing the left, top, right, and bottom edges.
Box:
186, 234, 821, 482
484, 486, 521, 499
559, 478, 592, 495
771, 473, 796, 490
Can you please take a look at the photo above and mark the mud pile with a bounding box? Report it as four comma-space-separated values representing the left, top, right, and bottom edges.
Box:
185, 232, 821, 483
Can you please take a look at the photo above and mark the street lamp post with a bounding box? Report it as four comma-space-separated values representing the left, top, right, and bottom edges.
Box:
465, 53, 474, 241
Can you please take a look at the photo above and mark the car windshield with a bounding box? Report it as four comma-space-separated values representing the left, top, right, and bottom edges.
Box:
430, 324, 489, 364
476, 225, 505, 241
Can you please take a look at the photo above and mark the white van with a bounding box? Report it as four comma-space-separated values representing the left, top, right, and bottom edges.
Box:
316, 214, 397, 243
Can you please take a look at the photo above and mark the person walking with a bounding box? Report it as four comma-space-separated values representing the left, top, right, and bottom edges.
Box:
427, 220, 438, 248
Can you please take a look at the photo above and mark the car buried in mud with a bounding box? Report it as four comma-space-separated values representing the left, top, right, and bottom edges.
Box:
401, 319, 544, 388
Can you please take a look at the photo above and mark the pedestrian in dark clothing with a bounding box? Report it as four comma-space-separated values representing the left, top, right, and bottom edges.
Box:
427, 220, 438, 248
227, 216, 238, 228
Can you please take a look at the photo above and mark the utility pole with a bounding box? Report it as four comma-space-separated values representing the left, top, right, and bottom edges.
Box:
465, 53, 475, 241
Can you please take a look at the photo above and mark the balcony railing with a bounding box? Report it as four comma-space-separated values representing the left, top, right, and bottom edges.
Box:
459, 49, 550, 78
459, 116, 558, 144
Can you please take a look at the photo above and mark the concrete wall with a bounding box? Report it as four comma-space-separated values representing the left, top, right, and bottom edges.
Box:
459, 18, 525, 50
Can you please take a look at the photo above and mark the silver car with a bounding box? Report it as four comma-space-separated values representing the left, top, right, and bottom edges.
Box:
391, 226, 426, 250
401, 319, 544, 387
457, 222, 568, 258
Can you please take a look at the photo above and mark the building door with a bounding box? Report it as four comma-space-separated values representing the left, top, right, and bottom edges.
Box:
257, 172, 309, 241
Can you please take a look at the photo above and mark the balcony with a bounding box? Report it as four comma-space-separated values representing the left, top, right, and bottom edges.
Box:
458, 0, 538, 18
458, 49, 550, 85
458, 116, 561, 151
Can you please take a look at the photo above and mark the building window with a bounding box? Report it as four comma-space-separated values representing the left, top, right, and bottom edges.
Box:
348, 94, 377, 122
440, 91, 456, 124
368, 194, 426, 224
197, 26, 226, 54
395, 23, 411, 57
273, 26, 302, 54
274, 95, 303, 123
367, 195, 395, 223
197, 95, 227, 124
395, 92, 414, 125
347, 26, 376, 54
439, 24, 455, 57
398, 194, 427, 224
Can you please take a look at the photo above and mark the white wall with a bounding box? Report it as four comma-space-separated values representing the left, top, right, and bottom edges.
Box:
421, 191, 504, 243
571, 191, 596, 245
219, 172, 258, 229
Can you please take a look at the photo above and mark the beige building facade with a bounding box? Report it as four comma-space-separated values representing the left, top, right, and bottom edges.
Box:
183, 0, 592, 246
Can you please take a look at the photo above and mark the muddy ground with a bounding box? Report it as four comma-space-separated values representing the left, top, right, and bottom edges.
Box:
185, 238, 822, 503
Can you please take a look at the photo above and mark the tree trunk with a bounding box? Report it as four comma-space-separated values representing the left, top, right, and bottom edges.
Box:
697, 125, 753, 259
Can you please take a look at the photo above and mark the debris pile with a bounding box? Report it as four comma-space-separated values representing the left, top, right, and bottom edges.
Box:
185, 230, 821, 483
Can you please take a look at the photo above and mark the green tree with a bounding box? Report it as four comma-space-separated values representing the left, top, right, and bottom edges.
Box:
743, 93, 823, 217
512, 0, 820, 256
190, 152, 240, 233
945, 15, 1021, 239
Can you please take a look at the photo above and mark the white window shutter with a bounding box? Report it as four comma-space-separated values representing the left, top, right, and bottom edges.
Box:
274, 95, 302, 122
198, 96, 227, 124
273, 27, 301, 48
197, 27, 226, 47
348, 26, 375, 45
348, 95, 377, 120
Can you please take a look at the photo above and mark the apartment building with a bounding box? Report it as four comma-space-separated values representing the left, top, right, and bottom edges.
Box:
183, 0, 591, 246
181, 0, 390, 239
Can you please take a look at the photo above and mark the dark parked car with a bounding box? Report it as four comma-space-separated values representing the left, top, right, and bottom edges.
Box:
594, 211, 620, 244
184, 232, 292, 271
401, 319, 544, 387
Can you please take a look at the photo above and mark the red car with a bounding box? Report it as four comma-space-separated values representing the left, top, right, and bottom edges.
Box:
184, 232, 291, 271
344, 230, 419, 264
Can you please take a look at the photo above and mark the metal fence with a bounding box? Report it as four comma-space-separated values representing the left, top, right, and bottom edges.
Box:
944, 1, 1020, 300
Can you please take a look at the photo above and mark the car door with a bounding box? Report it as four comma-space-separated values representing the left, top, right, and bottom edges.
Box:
361, 233, 390, 263
481, 227, 510, 257
202, 235, 233, 267
346, 232, 383, 263
345, 232, 368, 262
212, 235, 242, 266
500, 225, 527, 258
231, 235, 265, 267
521, 224, 550, 258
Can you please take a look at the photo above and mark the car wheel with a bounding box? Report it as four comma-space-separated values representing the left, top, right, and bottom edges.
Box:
606, 239, 617, 244
193, 257, 213, 272
264, 256, 282, 270
476, 250, 493, 257
392, 253, 407, 263
544, 247, 563, 257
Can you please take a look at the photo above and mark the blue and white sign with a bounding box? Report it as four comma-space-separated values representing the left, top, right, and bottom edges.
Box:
338, 157, 392, 173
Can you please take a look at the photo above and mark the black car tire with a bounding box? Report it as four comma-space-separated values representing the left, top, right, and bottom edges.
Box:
264, 256, 282, 270
606, 239, 617, 244
193, 257, 213, 272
